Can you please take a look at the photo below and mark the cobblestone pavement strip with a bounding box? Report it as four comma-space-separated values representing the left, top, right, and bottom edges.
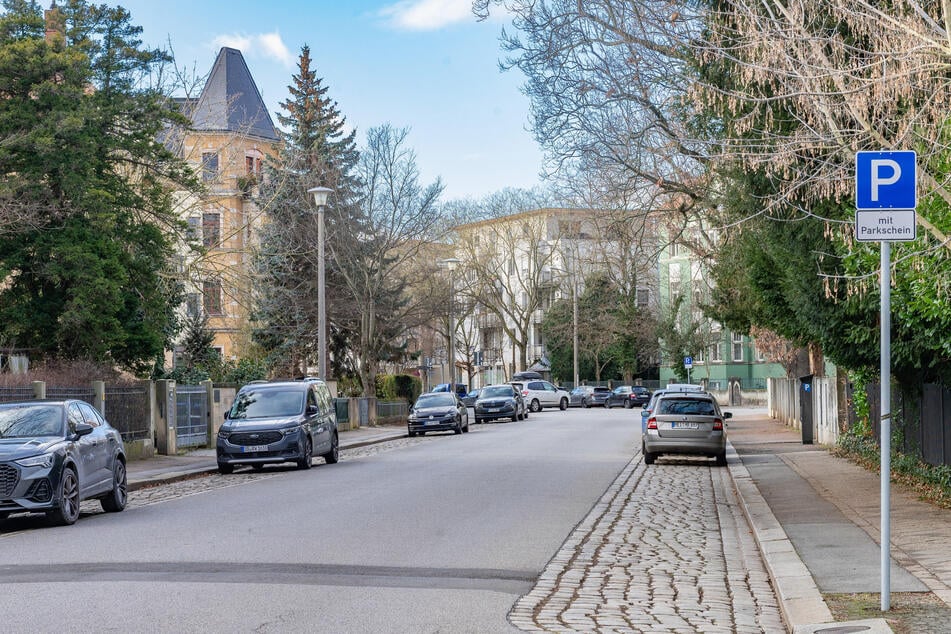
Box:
509, 454, 785, 633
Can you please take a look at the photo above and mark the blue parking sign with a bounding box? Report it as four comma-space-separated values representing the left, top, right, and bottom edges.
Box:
856, 151, 916, 210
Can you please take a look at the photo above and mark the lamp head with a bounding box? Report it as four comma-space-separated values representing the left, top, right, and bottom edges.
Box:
438, 257, 461, 272
307, 186, 334, 207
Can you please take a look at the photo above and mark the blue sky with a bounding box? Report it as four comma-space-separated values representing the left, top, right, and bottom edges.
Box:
116, 0, 544, 201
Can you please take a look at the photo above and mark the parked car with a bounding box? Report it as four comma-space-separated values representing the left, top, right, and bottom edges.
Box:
605, 385, 651, 409
407, 392, 470, 436
474, 384, 526, 423
641, 384, 706, 432
511, 371, 543, 381
586, 386, 613, 407
642, 391, 730, 466
568, 386, 594, 407
461, 388, 481, 407
432, 383, 468, 398
217, 379, 338, 474
511, 380, 570, 412
0, 400, 127, 526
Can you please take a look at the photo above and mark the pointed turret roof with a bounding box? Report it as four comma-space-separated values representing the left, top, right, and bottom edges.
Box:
190, 47, 278, 141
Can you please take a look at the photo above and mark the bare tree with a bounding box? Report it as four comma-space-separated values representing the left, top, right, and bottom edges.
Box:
455, 210, 560, 373
330, 125, 444, 395
695, 0, 951, 244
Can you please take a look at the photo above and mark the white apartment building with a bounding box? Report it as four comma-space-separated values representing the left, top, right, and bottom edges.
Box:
451, 208, 659, 387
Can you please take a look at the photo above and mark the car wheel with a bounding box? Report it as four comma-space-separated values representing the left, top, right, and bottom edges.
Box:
582, 399, 589, 408
100, 458, 127, 513
408, 429, 417, 437
217, 462, 234, 475
643, 451, 656, 465
559, 397, 568, 411
454, 417, 463, 434
297, 436, 313, 470
48, 466, 81, 526
322, 433, 340, 464
530, 399, 541, 412
251, 463, 265, 472
462, 420, 470, 433
715, 451, 727, 467
625, 400, 633, 409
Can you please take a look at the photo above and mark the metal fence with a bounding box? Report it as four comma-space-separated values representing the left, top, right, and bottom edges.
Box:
104, 385, 150, 442
176, 385, 208, 448
0, 386, 37, 402
377, 400, 408, 420
0, 384, 151, 442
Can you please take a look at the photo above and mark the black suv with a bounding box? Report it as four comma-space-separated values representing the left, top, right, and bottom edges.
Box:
216, 379, 338, 474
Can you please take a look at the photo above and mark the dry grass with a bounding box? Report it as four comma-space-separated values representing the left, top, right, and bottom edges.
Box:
824, 592, 951, 634
0, 359, 138, 387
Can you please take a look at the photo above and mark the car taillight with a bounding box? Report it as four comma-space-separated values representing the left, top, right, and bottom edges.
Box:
647, 417, 657, 430
713, 418, 723, 430
522, 390, 528, 396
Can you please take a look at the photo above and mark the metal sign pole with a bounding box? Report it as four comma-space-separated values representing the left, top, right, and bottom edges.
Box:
855, 150, 916, 613
880, 241, 891, 611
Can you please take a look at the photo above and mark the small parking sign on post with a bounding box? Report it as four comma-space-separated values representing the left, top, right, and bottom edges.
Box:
855, 149, 917, 611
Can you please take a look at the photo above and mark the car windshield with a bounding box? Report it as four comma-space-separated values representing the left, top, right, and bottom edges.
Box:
657, 398, 717, 416
229, 389, 304, 419
0, 405, 64, 438
594, 387, 611, 393
415, 393, 455, 408
481, 386, 513, 398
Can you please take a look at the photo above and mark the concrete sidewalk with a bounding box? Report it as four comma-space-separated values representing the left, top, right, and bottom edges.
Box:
126, 423, 407, 491
726, 407, 951, 633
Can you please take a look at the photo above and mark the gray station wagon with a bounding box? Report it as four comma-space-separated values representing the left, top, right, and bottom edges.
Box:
642, 392, 731, 466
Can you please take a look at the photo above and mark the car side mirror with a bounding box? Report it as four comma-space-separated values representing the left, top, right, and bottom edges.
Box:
723, 412, 733, 419
306, 404, 319, 415
73, 422, 94, 438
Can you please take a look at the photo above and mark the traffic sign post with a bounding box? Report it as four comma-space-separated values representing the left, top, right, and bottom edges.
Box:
856, 150, 917, 612
684, 356, 693, 384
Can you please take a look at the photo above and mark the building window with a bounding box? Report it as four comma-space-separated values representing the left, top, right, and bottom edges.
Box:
203, 280, 223, 315
635, 287, 650, 309
185, 293, 201, 318
202, 212, 221, 247
732, 333, 744, 362
245, 154, 262, 176
668, 262, 682, 297
695, 348, 705, 364
187, 216, 201, 242
201, 152, 219, 182
710, 342, 722, 362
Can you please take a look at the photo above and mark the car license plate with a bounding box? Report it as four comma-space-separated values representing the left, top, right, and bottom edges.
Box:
672, 422, 700, 430
242, 445, 269, 452
426, 420, 439, 425
487, 408, 499, 412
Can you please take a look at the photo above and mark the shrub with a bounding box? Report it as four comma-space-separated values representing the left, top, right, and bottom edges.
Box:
376, 374, 421, 402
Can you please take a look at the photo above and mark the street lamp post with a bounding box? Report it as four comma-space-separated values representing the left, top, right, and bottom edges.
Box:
572, 268, 579, 387
438, 258, 461, 394
308, 186, 333, 379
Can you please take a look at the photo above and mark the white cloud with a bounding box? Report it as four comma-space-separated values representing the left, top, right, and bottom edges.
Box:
378, 0, 475, 31
211, 31, 294, 67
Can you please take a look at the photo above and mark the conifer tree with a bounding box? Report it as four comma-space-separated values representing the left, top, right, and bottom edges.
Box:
254, 45, 361, 377
0, 0, 196, 373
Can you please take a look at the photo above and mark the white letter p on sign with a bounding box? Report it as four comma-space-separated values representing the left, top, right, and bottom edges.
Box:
870, 159, 901, 201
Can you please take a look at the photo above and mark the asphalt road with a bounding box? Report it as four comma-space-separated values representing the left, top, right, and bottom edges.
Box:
0, 405, 642, 633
